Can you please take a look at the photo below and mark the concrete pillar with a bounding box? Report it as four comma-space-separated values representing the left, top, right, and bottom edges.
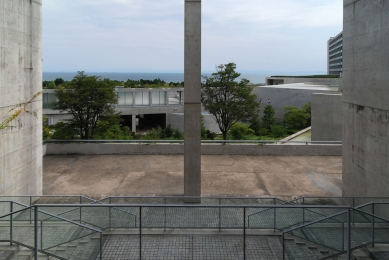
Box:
342, 0, 389, 197
132, 115, 136, 133
184, 0, 201, 199
0, 0, 43, 197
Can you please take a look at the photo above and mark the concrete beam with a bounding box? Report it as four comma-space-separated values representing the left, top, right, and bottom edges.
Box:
184, 0, 201, 199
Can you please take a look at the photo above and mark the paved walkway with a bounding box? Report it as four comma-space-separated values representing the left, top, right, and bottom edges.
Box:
43, 155, 342, 200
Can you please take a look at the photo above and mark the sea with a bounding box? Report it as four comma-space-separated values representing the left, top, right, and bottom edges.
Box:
43, 71, 326, 84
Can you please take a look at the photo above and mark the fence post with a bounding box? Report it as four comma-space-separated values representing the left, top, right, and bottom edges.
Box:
352, 198, 355, 226
109, 198, 112, 231
34, 206, 38, 260
30, 196, 32, 224
139, 206, 142, 260
273, 198, 276, 231
342, 222, 345, 252
372, 203, 375, 247
243, 207, 246, 260
219, 198, 221, 232
10, 202, 13, 246
164, 198, 167, 232
282, 232, 285, 260
347, 208, 351, 260
100, 232, 103, 260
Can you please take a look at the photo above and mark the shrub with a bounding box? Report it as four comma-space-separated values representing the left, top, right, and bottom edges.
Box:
271, 125, 287, 138
230, 123, 255, 140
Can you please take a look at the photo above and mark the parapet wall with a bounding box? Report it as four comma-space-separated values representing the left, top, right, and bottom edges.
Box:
45, 143, 342, 156
0, 0, 42, 195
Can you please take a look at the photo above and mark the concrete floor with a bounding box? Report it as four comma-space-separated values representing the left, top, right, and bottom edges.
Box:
43, 155, 342, 200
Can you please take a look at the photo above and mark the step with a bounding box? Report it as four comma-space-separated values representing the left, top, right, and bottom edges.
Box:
363, 244, 389, 260
352, 248, 372, 260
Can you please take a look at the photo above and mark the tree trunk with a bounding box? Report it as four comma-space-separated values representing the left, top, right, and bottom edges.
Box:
222, 131, 227, 140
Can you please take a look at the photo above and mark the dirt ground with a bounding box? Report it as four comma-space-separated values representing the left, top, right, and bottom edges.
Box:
43, 155, 342, 200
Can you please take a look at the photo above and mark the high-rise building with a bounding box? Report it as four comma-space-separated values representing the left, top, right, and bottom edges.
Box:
327, 31, 343, 75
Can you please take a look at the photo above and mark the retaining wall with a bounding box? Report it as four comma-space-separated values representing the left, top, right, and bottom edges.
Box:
45, 143, 342, 156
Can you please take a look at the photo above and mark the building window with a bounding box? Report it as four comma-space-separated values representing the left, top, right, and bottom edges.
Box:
151, 91, 167, 105
118, 92, 133, 106
135, 91, 150, 106
43, 93, 56, 109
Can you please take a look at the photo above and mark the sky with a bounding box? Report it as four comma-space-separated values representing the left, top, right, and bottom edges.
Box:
43, 0, 343, 73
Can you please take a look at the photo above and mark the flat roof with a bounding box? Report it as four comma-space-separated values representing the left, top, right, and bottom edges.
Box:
259, 83, 338, 91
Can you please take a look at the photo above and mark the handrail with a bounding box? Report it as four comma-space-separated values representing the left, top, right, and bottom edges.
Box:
35, 206, 101, 233
353, 207, 389, 223
95, 200, 137, 218
45, 139, 342, 144
283, 210, 347, 234
34, 204, 351, 209
0, 206, 33, 219
103, 195, 288, 201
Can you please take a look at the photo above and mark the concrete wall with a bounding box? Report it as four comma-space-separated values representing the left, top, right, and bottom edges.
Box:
255, 84, 338, 122
342, 0, 389, 197
311, 93, 342, 141
266, 77, 339, 86
0, 0, 42, 196
169, 112, 220, 133
46, 143, 342, 156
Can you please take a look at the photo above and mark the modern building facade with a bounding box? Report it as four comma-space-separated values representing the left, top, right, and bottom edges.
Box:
43, 88, 185, 133
328, 31, 343, 75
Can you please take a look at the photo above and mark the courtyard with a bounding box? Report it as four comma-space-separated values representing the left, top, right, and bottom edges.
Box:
43, 155, 342, 200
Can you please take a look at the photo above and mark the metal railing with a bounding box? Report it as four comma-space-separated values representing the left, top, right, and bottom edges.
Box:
31, 203, 351, 260
283, 204, 389, 260
44, 139, 342, 145
0, 201, 103, 260
1, 198, 388, 259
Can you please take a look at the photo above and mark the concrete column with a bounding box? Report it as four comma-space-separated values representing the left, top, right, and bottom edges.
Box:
184, 0, 201, 199
342, 0, 389, 197
132, 115, 136, 133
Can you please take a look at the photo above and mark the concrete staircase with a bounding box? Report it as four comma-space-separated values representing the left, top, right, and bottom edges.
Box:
283, 237, 379, 260
0, 243, 50, 260
0, 233, 102, 260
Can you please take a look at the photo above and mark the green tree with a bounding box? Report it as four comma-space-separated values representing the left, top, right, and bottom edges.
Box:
262, 105, 276, 130
249, 116, 261, 136
48, 81, 56, 89
284, 105, 310, 129
54, 78, 65, 86
201, 63, 260, 140
53, 71, 120, 139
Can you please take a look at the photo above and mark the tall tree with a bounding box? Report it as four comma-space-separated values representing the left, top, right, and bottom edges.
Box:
53, 71, 120, 139
201, 63, 260, 140
262, 105, 276, 130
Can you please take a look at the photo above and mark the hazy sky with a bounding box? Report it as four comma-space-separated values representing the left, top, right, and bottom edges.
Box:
43, 0, 343, 73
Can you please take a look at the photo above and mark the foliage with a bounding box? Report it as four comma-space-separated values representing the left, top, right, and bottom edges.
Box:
124, 78, 183, 88
284, 102, 311, 129
201, 63, 260, 140
51, 121, 79, 139
205, 130, 216, 140
0, 92, 42, 131
140, 125, 183, 140
262, 105, 276, 130
53, 71, 120, 139
54, 78, 65, 86
230, 123, 255, 140
249, 117, 261, 135
42, 115, 52, 140
270, 125, 287, 138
